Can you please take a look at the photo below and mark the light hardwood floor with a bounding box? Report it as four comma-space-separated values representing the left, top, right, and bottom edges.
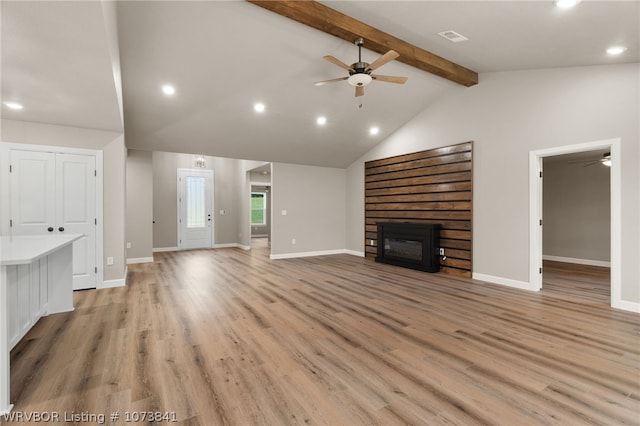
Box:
6, 245, 639, 425
542, 260, 611, 305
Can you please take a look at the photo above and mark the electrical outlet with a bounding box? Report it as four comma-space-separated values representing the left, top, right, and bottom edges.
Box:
126, 242, 131, 249
439, 248, 445, 256
370, 240, 374, 246
292, 238, 296, 245
107, 256, 114, 266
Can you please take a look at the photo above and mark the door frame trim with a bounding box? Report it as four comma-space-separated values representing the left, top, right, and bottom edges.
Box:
528, 138, 621, 309
0, 142, 104, 288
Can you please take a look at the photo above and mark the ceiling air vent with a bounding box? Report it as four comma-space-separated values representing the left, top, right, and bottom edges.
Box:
438, 30, 468, 43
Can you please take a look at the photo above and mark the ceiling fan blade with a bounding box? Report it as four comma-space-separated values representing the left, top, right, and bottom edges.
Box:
313, 77, 348, 86
323, 55, 354, 71
371, 74, 408, 84
355, 86, 364, 97
366, 50, 399, 72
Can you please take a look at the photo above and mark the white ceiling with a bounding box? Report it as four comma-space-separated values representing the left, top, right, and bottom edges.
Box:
1, 1, 123, 132
2, 1, 638, 168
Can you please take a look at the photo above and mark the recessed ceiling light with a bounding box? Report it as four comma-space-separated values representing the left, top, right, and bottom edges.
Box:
162, 84, 176, 96
316, 116, 327, 126
3, 101, 24, 110
606, 46, 627, 56
554, 0, 580, 9
369, 126, 380, 136
254, 102, 266, 113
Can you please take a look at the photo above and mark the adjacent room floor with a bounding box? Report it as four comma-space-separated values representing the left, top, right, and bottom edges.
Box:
8, 246, 639, 425
542, 260, 611, 305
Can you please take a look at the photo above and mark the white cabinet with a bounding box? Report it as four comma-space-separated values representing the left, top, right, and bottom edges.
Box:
1, 234, 79, 414
5, 259, 48, 349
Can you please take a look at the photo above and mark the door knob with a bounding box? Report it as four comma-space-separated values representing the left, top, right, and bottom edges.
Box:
47, 227, 54, 232
58, 227, 65, 232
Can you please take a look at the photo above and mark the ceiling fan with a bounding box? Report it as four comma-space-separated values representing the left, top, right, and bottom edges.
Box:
568, 152, 611, 167
314, 38, 408, 97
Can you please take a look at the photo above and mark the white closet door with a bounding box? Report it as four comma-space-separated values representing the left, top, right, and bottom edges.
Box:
56, 153, 96, 290
10, 150, 56, 235
10, 149, 97, 290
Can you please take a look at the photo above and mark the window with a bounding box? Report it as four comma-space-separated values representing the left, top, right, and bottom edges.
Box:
186, 176, 206, 228
251, 192, 266, 226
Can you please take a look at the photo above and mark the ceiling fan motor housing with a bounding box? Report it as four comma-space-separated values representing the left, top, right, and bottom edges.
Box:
348, 62, 373, 86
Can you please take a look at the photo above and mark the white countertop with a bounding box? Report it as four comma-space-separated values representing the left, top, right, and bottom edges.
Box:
0, 234, 83, 266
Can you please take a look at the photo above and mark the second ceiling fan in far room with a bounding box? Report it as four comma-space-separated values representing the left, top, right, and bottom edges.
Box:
314, 38, 408, 97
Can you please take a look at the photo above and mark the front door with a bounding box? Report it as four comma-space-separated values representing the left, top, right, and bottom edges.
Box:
178, 168, 213, 250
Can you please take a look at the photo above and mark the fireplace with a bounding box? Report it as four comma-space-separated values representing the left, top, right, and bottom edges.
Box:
375, 223, 441, 273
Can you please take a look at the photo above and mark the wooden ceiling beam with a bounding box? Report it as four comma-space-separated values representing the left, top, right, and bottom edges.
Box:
247, 0, 478, 87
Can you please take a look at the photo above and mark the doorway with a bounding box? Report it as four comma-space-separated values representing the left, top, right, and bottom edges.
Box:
541, 150, 611, 304
177, 168, 213, 250
248, 163, 272, 250
4, 146, 101, 290
529, 138, 621, 308
250, 185, 271, 245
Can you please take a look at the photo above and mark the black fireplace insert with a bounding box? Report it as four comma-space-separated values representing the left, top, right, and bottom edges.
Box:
375, 222, 441, 273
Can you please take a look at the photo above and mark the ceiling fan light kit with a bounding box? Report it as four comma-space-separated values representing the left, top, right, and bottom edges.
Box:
348, 73, 372, 87
314, 37, 407, 97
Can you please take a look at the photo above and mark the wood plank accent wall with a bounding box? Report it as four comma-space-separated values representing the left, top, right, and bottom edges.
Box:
364, 142, 473, 277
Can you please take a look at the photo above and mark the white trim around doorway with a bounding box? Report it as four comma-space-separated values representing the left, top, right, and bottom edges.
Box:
529, 138, 625, 310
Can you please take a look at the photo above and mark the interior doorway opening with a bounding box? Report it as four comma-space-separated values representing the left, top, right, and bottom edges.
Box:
529, 138, 621, 308
541, 150, 611, 304
248, 164, 272, 250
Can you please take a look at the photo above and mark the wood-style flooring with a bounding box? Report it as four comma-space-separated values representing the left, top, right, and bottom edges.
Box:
543, 260, 611, 305
6, 244, 639, 425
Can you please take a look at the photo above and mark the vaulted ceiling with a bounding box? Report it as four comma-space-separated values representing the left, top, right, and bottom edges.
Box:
2, 1, 638, 168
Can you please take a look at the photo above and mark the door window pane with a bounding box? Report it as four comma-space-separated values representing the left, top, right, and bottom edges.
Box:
187, 176, 206, 228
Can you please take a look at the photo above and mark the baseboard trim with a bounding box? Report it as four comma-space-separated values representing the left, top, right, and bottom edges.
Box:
543, 255, 610, 268
270, 249, 349, 260
99, 266, 127, 289
345, 250, 365, 257
127, 256, 154, 265
213, 243, 251, 250
153, 247, 178, 253
472, 273, 536, 292
213, 243, 237, 249
612, 299, 640, 313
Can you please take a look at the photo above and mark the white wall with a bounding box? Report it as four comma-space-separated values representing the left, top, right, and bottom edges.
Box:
126, 149, 153, 261
103, 135, 126, 281
346, 63, 639, 306
271, 163, 346, 256
543, 157, 610, 264
1, 119, 121, 150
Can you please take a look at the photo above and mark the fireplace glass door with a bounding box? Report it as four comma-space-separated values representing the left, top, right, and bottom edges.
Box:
384, 238, 423, 261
